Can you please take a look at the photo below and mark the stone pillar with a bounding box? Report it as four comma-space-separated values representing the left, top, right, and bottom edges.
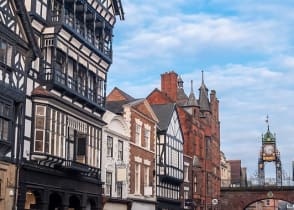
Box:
40, 190, 49, 210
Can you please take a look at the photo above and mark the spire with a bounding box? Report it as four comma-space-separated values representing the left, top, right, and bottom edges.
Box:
176, 75, 188, 105
265, 114, 270, 131
178, 75, 184, 89
263, 115, 275, 143
186, 80, 198, 107
198, 71, 210, 112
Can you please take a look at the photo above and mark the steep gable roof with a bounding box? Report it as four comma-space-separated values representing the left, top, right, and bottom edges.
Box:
146, 88, 174, 105
107, 87, 135, 102
151, 103, 175, 131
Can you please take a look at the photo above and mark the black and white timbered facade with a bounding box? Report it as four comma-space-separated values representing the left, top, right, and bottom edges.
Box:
0, 0, 124, 209
0, 0, 42, 208
151, 103, 184, 210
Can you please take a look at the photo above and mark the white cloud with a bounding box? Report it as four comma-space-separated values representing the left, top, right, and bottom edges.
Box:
110, 1, 294, 178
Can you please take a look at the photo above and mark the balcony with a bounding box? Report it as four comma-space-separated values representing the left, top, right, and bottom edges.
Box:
39, 67, 105, 112
31, 152, 101, 179
62, 159, 89, 173
48, 1, 113, 62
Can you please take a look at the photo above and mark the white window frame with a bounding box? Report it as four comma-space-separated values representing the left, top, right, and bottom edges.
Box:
135, 124, 141, 146
144, 166, 149, 187
105, 172, 112, 196
135, 163, 140, 194
144, 127, 150, 150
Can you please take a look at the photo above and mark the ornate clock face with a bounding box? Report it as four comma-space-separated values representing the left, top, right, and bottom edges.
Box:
264, 144, 274, 155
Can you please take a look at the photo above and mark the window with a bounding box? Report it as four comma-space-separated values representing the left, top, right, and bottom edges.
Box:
0, 101, 11, 142
88, 126, 100, 167
184, 191, 189, 209
36, 0, 47, 19
118, 140, 123, 161
105, 172, 112, 196
107, 136, 113, 157
0, 39, 12, 67
206, 136, 211, 160
116, 182, 122, 198
76, 133, 86, 163
194, 175, 197, 192
33, 104, 101, 167
135, 124, 141, 145
135, 163, 140, 194
184, 165, 189, 182
34, 106, 45, 152
144, 128, 150, 149
144, 166, 149, 187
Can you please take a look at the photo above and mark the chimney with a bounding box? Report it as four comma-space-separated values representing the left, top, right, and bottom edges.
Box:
161, 71, 178, 102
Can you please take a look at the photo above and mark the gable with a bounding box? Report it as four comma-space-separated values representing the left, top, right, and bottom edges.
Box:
0, 0, 27, 42
167, 110, 183, 144
147, 88, 173, 105
107, 87, 134, 102
133, 102, 155, 121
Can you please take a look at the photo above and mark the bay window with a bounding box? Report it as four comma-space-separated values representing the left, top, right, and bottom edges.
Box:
33, 104, 101, 168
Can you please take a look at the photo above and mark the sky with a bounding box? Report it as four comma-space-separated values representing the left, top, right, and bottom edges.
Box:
108, 0, 294, 179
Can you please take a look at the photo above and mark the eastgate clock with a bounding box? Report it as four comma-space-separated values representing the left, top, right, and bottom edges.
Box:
264, 144, 274, 155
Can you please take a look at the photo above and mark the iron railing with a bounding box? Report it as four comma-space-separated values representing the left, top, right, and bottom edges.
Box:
221, 177, 294, 189
40, 67, 105, 108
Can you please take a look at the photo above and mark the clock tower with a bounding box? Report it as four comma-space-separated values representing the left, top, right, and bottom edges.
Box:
258, 116, 282, 185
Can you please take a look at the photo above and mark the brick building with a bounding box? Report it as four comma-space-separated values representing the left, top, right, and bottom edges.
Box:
106, 87, 158, 210
147, 71, 221, 210
220, 151, 231, 187
228, 160, 247, 187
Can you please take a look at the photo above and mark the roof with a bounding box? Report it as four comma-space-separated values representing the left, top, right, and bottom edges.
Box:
112, 0, 125, 20
151, 103, 175, 131
114, 87, 135, 101
186, 80, 199, 107
106, 100, 129, 114
198, 72, 210, 112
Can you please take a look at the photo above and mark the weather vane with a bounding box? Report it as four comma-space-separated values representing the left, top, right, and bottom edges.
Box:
265, 114, 270, 130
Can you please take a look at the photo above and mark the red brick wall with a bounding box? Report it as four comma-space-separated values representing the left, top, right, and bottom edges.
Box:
107, 88, 128, 101
129, 107, 156, 195
161, 71, 178, 102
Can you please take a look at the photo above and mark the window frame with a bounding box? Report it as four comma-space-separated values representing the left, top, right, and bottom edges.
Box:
105, 171, 112, 197
135, 163, 140, 194
118, 140, 123, 161
144, 128, 150, 149
107, 136, 113, 157
135, 123, 141, 146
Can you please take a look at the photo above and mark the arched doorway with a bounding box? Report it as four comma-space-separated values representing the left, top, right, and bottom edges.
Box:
69, 195, 81, 210
25, 190, 42, 210
48, 192, 62, 210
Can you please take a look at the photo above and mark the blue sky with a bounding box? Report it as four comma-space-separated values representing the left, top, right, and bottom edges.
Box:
108, 0, 294, 178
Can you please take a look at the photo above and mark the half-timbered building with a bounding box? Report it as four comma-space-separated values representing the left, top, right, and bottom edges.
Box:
0, 0, 41, 209
0, 0, 125, 209
150, 103, 184, 210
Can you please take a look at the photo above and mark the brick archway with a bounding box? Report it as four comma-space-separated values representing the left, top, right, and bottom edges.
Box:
220, 187, 294, 210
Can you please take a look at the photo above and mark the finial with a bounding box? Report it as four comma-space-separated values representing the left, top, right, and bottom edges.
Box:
265, 114, 270, 131
190, 80, 194, 93
202, 70, 204, 84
